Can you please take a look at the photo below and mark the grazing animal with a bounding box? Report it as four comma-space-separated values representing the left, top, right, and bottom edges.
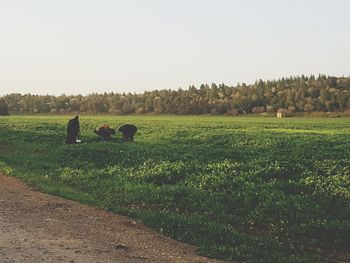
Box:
118, 124, 137, 142
94, 125, 116, 141
65, 116, 80, 144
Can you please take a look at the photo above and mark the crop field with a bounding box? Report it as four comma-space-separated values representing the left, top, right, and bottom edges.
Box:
0, 115, 349, 262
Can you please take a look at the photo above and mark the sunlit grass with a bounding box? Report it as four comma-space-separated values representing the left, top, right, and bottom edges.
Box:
0, 115, 349, 263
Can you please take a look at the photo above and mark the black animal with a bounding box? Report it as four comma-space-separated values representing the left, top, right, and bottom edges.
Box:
94, 125, 116, 141
118, 124, 137, 142
65, 116, 80, 144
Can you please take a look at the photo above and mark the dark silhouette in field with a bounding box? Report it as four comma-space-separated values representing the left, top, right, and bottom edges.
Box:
65, 116, 80, 144
94, 125, 116, 141
118, 124, 137, 142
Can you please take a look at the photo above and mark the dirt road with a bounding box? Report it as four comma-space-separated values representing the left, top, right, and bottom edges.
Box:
0, 175, 224, 263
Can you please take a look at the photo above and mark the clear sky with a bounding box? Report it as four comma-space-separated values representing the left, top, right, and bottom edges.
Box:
0, 0, 349, 95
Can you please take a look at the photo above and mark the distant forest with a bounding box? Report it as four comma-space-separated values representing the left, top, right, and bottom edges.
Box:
1, 75, 350, 115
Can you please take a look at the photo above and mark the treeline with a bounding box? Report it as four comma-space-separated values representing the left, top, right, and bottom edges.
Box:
1, 75, 350, 115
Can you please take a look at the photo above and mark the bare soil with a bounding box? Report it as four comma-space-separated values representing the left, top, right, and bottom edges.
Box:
0, 174, 225, 263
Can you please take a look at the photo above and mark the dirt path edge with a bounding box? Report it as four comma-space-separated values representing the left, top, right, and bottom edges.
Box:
0, 174, 225, 263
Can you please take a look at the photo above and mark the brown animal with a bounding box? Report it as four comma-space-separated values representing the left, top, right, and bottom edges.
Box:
118, 124, 137, 142
94, 125, 116, 141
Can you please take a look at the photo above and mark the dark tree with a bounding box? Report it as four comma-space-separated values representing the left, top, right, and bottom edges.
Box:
0, 99, 9, 116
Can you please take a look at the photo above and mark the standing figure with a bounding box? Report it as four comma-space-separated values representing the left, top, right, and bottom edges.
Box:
94, 125, 116, 141
118, 124, 137, 142
65, 116, 80, 144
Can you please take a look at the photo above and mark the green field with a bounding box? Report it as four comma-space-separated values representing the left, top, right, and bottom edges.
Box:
0, 115, 349, 262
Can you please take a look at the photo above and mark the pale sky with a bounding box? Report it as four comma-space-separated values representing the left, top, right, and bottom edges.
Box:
0, 0, 349, 95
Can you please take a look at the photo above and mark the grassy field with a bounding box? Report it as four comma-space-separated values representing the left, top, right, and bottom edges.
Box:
0, 115, 350, 262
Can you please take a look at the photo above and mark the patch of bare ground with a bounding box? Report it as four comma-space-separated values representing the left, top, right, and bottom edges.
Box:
0, 175, 226, 263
